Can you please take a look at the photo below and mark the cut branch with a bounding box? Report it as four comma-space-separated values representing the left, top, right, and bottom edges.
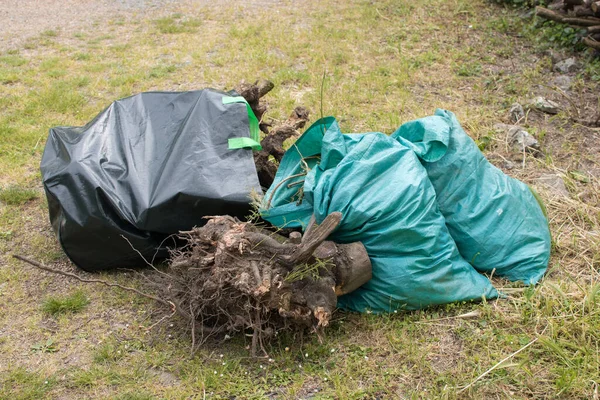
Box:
281, 212, 343, 266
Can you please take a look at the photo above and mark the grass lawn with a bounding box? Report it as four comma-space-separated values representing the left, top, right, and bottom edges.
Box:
1, 0, 600, 398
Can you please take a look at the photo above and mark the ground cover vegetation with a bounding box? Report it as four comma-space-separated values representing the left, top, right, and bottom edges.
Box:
1, 0, 600, 398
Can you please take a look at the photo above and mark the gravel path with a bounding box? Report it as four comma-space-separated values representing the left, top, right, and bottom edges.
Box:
1, 0, 283, 51
0, 0, 193, 51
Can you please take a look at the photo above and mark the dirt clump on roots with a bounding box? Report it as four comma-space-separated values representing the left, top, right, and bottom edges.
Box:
145, 213, 371, 357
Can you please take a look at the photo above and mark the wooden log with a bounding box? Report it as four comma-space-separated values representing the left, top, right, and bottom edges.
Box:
583, 36, 600, 48
537, 6, 600, 25
330, 242, 372, 296
536, 6, 566, 22
589, 25, 600, 32
563, 16, 600, 25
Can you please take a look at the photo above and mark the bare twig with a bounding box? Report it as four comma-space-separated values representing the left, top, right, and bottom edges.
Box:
190, 302, 197, 357
121, 234, 172, 280
145, 308, 177, 332
375, 8, 392, 21
251, 301, 261, 358
265, 172, 307, 209
13, 255, 175, 311
415, 310, 481, 324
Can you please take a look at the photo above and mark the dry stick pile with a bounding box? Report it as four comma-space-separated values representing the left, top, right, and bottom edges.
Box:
536, 1, 600, 50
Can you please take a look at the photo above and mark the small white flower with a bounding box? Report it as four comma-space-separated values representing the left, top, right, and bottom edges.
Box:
222, 362, 226, 366
364, 356, 369, 360
324, 378, 328, 381
220, 374, 223, 377
219, 354, 224, 358
213, 371, 217, 374
330, 349, 335, 353
285, 347, 290, 351
269, 358, 274, 363
305, 353, 308, 358
44, 381, 48, 384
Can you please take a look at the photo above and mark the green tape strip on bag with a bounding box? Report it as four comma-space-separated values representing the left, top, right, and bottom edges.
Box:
223, 96, 262, 151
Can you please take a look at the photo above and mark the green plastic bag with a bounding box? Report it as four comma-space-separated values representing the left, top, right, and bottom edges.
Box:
261, 117, 498, 312
391, 109, 550, 284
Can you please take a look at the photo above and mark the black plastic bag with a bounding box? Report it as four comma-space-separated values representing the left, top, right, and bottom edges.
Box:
41, 89, 262, 271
